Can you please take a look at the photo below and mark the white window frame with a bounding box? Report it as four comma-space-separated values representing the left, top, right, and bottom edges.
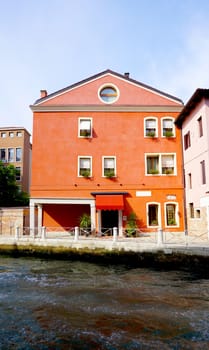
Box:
78, 118, 92, 138
1, 132, 6, 138
145, 153, 176, 175
8, 148, 14, 162
0, 148, 7, 162
161, 117, 175, 137
164, 202, 179, 227
147, 202, 161, 227
78, 156, 92, 177
98, 83, 120, 104
144, 117, 158, 137
16, 147, 22, 162
102, 156, 116, 177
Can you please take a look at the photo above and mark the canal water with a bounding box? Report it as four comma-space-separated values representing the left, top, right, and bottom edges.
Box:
0, 257, 209, 349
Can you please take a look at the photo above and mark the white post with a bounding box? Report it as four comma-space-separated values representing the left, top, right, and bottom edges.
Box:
74, 226, 79, 241
118, 210, 123, 237
38, 204, 43, 236
90, 202, 96, 232
15, 226, 20, 240
157, 227, 163, 246
113, 227, 117, 242
41, 226, 46, 240
29, 201, 35, 238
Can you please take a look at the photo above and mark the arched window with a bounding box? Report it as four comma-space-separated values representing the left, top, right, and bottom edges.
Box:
165, 203, 178, 226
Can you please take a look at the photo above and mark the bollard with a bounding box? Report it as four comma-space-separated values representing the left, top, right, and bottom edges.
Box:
74, 226, 79, 241
113, 227, 117, 242
15, 226, 20, 240
41, 226, 46, 240
157, 227, 163, 246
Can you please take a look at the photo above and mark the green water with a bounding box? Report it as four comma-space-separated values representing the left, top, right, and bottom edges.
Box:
0, 257, 209, 349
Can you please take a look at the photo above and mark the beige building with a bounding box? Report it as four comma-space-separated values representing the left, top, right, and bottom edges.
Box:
0, 127, 31, 193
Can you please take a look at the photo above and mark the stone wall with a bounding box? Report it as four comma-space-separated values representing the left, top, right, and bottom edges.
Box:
187, 206, 208, 239
0, 207, 29, 236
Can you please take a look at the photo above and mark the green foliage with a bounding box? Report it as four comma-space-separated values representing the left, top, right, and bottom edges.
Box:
126, 212, 137, 237
79, 213, 91, 228
0, 162, 29, 207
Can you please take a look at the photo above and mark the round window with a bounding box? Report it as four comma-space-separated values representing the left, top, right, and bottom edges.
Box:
99, 85, 119, 104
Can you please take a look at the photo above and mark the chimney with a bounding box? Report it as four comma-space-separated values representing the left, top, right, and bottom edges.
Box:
124, 72, 130, 78
40, 90, 47, 98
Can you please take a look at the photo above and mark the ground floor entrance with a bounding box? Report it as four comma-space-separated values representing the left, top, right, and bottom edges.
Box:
101, 210, 118, 234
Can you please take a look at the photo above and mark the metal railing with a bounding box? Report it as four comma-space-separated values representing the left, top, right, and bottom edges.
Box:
1, 225, 209, 247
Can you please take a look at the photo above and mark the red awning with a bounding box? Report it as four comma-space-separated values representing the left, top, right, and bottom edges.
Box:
96, 195, 124, 210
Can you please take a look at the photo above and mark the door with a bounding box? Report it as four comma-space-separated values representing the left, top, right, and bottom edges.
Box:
101, 210, 118, 234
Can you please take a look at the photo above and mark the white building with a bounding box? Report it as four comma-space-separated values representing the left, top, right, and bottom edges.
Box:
175, 89, 209, 238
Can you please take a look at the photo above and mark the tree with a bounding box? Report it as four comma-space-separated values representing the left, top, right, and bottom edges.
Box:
0, 162, 29, 207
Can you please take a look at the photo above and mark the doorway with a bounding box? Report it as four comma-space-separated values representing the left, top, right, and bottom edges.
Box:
101, 210, 118, 233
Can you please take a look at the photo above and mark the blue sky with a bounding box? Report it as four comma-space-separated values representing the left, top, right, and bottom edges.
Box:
1, 0, 209, 134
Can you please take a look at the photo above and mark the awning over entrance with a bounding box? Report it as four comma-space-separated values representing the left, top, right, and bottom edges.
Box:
95, 194, 124, 210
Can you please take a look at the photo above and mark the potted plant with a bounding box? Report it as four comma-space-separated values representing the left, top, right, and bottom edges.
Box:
164, 168, 173, 175
147, 131, 156, 137
79, 213, 91, 236
168, 218, 176, 226
80, 129, 91, 137
164, 130, 174, 138
148, 168, 159, 175
125, 212, 137, 237
80, 169, 91, 178
104, 170, 115, 178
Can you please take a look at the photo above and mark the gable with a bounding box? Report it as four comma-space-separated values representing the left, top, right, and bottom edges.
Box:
33, 70, 183, 108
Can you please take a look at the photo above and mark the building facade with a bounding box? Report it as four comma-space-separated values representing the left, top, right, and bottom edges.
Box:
175, 89, 209, 237
0, 127, 31, 193
30, 70, 184, 235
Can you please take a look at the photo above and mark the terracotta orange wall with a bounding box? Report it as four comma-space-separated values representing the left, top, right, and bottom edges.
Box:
43, 204, 90, 228
31, 110, 184, 231
31, 111, 183, 194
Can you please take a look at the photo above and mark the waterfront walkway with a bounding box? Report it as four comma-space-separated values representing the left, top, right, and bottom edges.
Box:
1, 228, 209, 258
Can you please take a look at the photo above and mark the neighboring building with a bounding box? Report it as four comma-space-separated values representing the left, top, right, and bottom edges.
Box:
0, 127, 31, 193
30, 69, 184, 235
175, 89, 209, 237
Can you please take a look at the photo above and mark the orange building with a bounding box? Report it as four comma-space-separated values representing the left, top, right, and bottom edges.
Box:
30, 70, 184, 235
0, 127, 31, 193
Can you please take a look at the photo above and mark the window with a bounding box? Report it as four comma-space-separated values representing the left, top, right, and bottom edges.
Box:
1, 132, 6, 138
15, 167, 21, 181
148, 203, 159, 226
8, 148, 14, 162
161, 155, 175, 174
0, 149, 6, 162
17, 131, 22, 137
198, 116, 203, 137
16, 148, 22, 162
166, 203, 177, 226
188, 173, 192, 189
146, 155, 159, 174
184, 131, 191, 150
103, 157, 116, 177
162, 118, 174, 137
189, 203, 194, 218
200, 160, 206, 184
146, 153, 175, 175
9, 132, 14, 138
144, 118, 157, 137
79, 118, 92, 137
99, 85, 119, 104
196, 209, 201, 218
78, 157, 92, 177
